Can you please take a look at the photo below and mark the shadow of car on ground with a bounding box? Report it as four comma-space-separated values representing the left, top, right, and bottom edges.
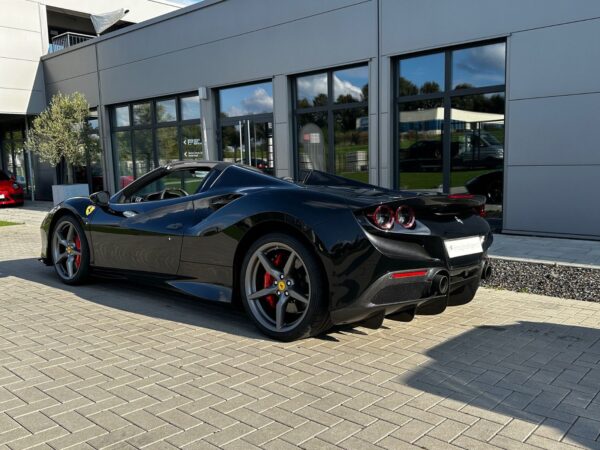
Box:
0, 257, 264, 340
402, 321, 600, 447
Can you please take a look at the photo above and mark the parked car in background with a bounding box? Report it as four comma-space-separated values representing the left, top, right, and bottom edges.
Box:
466, 170, 503, 204
0, 170, 24, 207
456, 132, 504, 168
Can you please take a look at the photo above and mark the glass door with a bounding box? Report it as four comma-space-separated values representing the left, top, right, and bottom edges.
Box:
220, 118, 274, 175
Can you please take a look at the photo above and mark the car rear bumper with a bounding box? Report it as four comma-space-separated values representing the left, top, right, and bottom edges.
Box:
330, 258, 488, 326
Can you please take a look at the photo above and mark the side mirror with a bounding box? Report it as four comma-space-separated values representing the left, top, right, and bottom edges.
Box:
90, 190, 110, 207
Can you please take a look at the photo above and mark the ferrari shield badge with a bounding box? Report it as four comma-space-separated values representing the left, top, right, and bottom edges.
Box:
85, 205, 96, 216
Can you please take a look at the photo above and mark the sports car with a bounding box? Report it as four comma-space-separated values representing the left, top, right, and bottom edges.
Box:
40, 161, 493, 341
0, 170, 24, 207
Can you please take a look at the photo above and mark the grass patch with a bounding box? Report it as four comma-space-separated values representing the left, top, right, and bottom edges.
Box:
0, 220, 19, 227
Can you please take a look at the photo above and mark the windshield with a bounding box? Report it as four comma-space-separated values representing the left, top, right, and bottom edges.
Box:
0, 171, 10, 181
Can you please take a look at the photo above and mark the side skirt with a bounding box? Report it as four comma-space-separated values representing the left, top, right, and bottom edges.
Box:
90, 266, 233, 304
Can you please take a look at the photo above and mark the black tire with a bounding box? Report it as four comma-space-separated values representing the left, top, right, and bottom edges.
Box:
50, 215, 90, 285
240, 232, 330, 341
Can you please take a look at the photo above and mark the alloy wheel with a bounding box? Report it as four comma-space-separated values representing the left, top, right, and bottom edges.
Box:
52, 221, 82, 280
244, 242, 311, 333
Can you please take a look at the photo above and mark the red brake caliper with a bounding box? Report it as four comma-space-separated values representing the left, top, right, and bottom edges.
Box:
74, 235, 81, 269
263, 252, 284, 309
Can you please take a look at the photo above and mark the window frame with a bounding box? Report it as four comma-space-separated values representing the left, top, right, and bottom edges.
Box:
109, 92, 202, 188
292, 63, 369, 180
393, 39, 506, 192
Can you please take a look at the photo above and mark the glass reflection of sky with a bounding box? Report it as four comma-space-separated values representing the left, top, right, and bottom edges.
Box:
334, 66, 368, 102
297, 73, 328, 104
399, 43, 506, 93
180, 96, 200, 120
220, 82, 273, 117
297, 65, 368, 105
399, 52, 445, 92
453, 42, 505, 88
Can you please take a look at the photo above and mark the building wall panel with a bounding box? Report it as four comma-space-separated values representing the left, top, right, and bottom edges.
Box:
380, 0, 600, 56
504, 165, 600, 238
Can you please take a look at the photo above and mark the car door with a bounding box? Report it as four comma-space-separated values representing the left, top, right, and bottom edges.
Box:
89, 169, 201, 274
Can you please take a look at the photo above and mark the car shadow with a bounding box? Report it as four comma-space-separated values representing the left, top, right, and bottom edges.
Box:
403, 321, 600, 447
0, 257, 264, 340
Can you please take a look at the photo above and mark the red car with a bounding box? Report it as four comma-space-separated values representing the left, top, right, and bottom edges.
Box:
0, 170, 24, 206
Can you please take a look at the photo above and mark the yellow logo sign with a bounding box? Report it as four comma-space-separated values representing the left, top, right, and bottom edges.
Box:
85, 205, 96, 216
278, 280, 286, 291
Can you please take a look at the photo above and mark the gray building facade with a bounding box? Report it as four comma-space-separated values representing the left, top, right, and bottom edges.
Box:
41, 0, 600, 240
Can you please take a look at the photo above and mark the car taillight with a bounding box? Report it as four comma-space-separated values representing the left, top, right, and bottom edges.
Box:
368, 205, 394, 230
396, 205, 416, 229
448, 193, 474, 199
475, 205, 486, 217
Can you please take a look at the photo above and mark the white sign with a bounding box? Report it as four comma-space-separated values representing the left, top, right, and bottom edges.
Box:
444, 236, 483, 259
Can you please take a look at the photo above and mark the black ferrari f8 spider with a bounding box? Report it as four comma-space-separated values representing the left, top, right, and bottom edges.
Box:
41, 161, 493, 341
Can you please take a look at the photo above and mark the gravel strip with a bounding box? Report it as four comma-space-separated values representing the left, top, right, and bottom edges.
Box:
482, 257, 600, 302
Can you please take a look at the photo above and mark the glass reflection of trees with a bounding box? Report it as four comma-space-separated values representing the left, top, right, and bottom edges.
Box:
296, 65, 369, 182
396, 41, 506, 217
111, 94, 202, 189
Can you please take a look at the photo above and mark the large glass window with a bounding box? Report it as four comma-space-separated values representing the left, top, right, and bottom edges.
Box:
110, 93, 203, 189
451, 93, 505, 206
294, 64, 369, 182
218, 81, 275, 174
396, 41, 505, 221
73, 110, 104, 193
398, 99, 444, 191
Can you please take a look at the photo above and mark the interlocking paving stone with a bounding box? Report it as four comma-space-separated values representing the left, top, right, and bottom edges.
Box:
1, 221, 600, 449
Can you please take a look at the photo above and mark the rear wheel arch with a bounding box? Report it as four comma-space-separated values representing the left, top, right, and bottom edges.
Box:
232, 219, 329, 306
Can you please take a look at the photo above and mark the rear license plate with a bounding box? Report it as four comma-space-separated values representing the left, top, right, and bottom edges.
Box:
444, 236, 483, 258
0, 194, 5, 199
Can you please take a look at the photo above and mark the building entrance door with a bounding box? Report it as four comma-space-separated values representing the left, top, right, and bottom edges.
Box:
220, 117, 274, 175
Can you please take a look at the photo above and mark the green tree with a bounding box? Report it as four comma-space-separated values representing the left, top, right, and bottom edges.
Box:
25, 92, 97, 184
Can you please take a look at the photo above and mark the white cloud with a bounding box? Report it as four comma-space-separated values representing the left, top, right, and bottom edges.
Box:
457, 44, 505, 75
333, 75, 363, 100
297, 74, 364, 102
226, 87, 273, 116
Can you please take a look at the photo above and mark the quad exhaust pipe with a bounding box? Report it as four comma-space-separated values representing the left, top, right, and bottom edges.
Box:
431, 272, 449, 295
481, 262, 492, 280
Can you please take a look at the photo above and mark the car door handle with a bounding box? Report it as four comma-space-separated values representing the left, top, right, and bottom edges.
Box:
123, 210, 138, 218
166, 223, 183, 230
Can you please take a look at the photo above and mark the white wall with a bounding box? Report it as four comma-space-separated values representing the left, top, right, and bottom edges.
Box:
0, 0, 180, 115
0, 0, 46, 114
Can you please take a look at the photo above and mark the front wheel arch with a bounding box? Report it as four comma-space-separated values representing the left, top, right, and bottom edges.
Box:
232, 220, 329, 307
45, 209, 88, 264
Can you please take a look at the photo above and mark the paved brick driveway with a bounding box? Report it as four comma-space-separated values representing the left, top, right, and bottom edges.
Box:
1, 217, 600, 449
